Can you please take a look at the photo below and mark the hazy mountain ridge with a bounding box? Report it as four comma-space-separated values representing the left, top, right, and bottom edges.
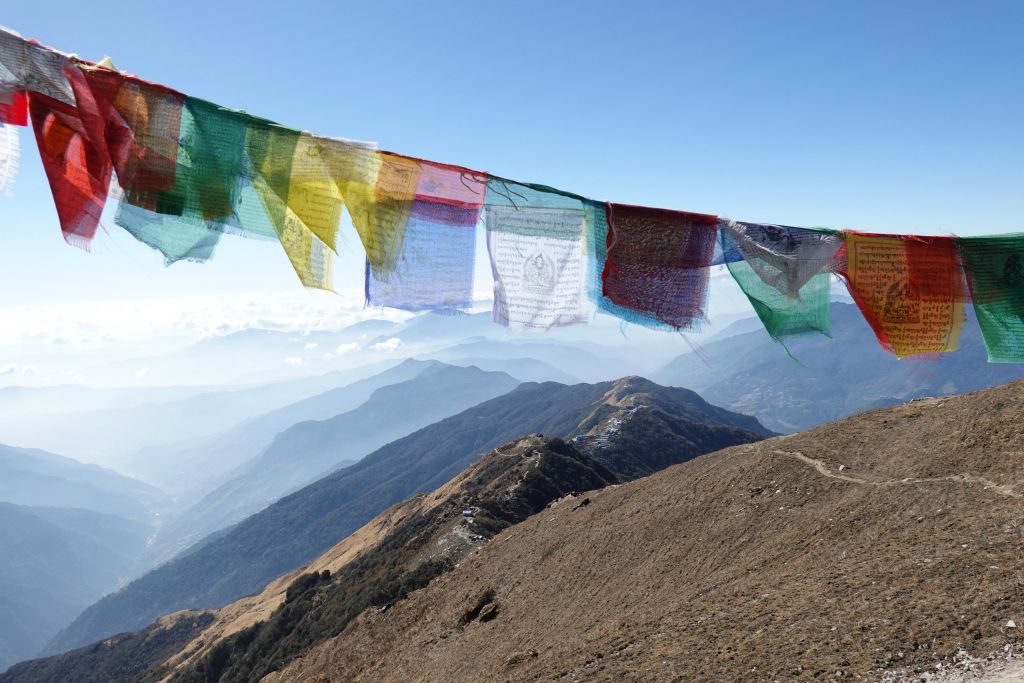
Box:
117, 359, 435, 494
152, 363, 520, 555
0, 362, 402, 464
44, 377, 768, 656
656, 302, 1024, 432
427, 339, 637, 383
423, 355, 581, 384
0, 504, 150, 672
8, 389, 765, 682
0, 444, 163, 522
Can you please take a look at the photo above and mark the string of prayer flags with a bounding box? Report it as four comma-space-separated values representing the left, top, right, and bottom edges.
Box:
958, 234, 1024, 362
29, 63, 112, 248
485, 178, 590, 329
14, 26, 1024, 362
720, 220, 843, 339
601, 204, 719, 330
839, 232, 968, 357
365, 156, 486, 312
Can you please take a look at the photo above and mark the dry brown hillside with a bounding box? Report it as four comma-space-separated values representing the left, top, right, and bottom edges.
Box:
158, 435, 618, 681
267, 381, 1024, 682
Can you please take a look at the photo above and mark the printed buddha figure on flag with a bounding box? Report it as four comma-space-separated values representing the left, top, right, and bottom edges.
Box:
524, 251, 556, 292
882, 279, 919, 325
1002, 254, 1024, 288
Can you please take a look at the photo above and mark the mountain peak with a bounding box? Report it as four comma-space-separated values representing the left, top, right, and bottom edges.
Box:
603, 375, 660, 404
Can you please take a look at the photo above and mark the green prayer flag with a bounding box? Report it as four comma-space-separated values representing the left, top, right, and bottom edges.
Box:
959, 234, 1024, 362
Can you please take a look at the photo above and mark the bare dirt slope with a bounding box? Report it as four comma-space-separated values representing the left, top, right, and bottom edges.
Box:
268, 382, 1024, 682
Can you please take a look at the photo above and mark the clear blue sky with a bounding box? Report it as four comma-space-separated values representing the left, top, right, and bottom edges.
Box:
1, 0, 1023, 309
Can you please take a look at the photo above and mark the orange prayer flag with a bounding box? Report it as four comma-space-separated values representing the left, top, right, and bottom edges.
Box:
838, 232, 968, 357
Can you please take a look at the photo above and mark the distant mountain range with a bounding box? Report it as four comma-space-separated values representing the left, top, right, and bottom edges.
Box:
119, 358, 439, 494
0, 444, 163, 522
0, 445, 162, 671
654, 302, 1024, 432
422, 355, 581, 384
0, 362, 399, 464
426, 338, 636, 383
151, 363, 521, 556
0, 504, 149, 673
44, 377, 768, 657
6, 435, 620, 683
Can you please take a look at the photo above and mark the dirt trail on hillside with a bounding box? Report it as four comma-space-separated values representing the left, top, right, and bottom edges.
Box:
780, 450, 1023, 499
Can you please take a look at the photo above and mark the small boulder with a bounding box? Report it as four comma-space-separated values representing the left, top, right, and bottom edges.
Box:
479, 603, 499, 622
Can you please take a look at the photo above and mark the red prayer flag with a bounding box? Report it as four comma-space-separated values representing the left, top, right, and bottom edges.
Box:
28, 64, 112, 247
81, 66, 184, 194
601, 203, 719, 329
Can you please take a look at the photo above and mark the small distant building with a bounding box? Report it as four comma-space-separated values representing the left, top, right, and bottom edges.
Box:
461, 508, 474, 517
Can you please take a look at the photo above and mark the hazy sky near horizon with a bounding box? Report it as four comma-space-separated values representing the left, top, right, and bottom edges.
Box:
1, 1, 1022, 326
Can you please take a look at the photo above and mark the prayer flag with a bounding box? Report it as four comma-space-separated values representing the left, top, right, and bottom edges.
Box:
720, 220, 842, 339
0, 27, 74, 106
81, 65, 184, 195
28, 63, 111, 248
958, 234, 1024, 362
366, 157, 485, 312
601, 203, 718, 330
485, 178, 589, 329
839, 232, 967, 357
